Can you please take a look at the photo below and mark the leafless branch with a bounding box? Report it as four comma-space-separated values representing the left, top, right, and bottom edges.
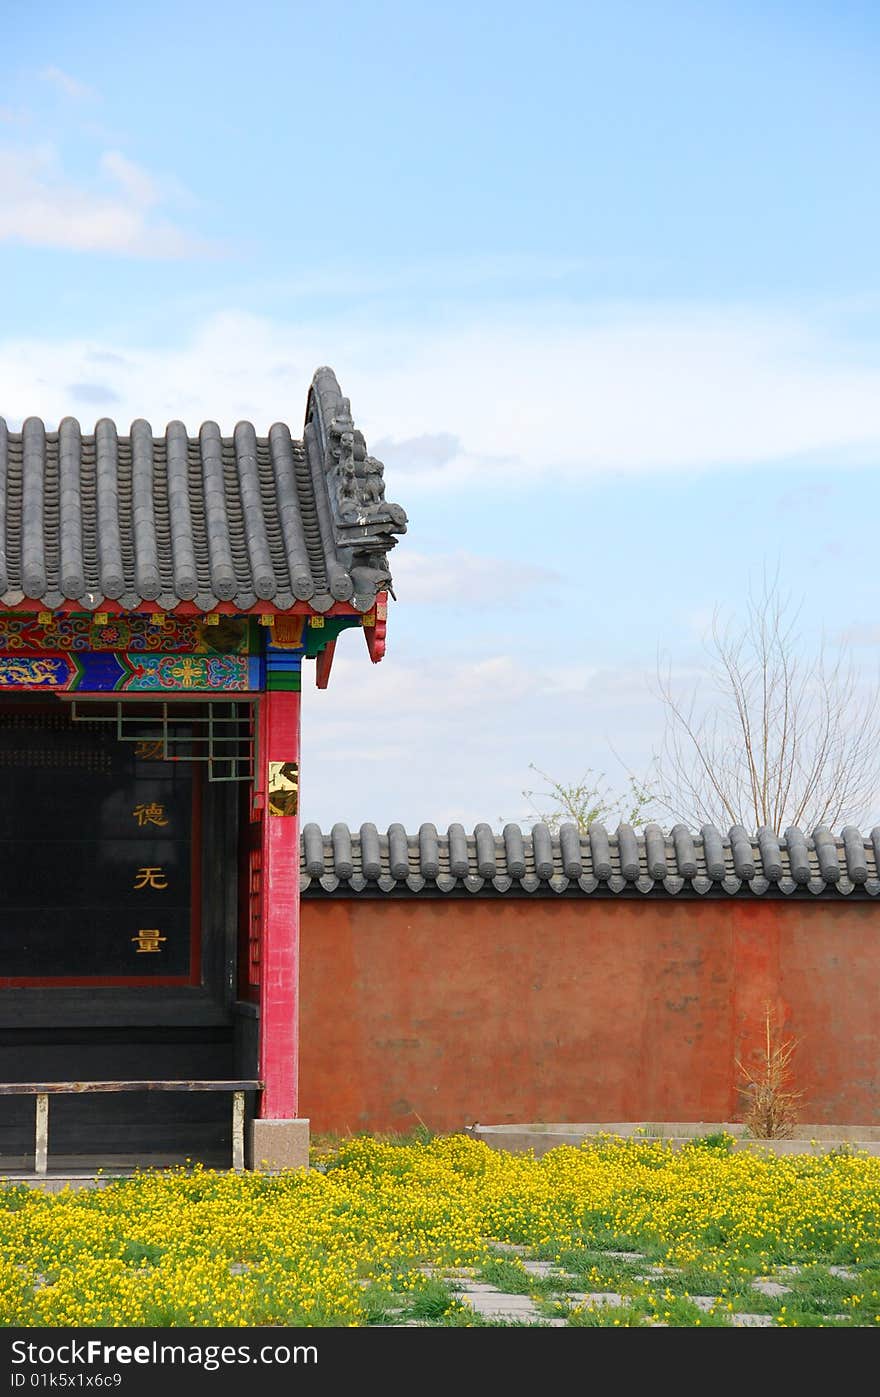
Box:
651, 572, 880, 833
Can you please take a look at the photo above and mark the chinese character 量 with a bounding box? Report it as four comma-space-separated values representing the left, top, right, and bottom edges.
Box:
132, 802, 169, 828
133, 866, 168, 891
132, 929, 166, 953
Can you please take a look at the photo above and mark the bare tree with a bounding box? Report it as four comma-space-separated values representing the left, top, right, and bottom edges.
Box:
652, 574, 880, 833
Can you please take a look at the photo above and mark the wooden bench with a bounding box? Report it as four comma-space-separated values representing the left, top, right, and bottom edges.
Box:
0, 1080, 263, 1175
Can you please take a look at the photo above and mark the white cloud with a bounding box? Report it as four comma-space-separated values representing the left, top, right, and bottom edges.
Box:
40, 66, 95, 101
372, 433, 460, 474
99, 150, 161, 208
390, 550, 560, 606
2, 305, 880, 481
0, 144, 207, 257
67, 381, 121, 406
299, 648, 660, 830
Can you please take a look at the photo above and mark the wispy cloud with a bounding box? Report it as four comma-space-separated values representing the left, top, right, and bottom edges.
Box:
299, 648, 660, 829
2, 305, 880, 483
0, 144, 210, 257
67, 382, 121, 406
39, 66, 96, 102
391, 550, 561, 607
372, 433, 461, 475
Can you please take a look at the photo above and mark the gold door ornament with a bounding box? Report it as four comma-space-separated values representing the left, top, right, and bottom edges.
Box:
267, 760, 298, 817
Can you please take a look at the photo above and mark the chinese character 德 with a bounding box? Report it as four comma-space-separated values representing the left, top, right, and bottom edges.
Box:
131, 929, 166, 953
133, 866, 168, 891
132, 802, 169, 828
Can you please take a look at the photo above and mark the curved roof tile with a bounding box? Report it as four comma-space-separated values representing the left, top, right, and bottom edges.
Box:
0, 368, 407, 614
299, 821, 880, 897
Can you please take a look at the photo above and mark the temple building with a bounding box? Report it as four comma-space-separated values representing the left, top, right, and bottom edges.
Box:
0, 368, 406, 1172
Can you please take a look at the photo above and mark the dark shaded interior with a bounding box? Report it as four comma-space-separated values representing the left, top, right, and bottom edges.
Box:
0, 697, 253, 1166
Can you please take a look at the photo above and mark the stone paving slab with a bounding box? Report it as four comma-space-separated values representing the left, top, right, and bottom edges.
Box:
520, 1260, 554, 1277
456, 1278, 558, 1326
566, 1291, 624, 1307
752, 1279, 791, 1297
770, 1263, 856, 1282
457, 1281, 519, 1296
460, 1297, 543, 1320
729, 1313, 777, 1327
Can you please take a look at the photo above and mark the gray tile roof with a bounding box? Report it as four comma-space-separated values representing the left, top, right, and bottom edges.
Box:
0, 367, 407, 614
300, 821, 880, 897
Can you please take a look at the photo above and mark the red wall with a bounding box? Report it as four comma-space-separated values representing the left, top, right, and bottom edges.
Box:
298, 897, 880, 1134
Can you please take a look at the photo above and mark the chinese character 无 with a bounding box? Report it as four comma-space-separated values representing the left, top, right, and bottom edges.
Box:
132, 802, 169, 828
132, 929, 166, 953
133, 866, 168, 891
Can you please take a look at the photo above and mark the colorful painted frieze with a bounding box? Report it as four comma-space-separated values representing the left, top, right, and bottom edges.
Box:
0, 652, 260, 692
0, 613, 252, 654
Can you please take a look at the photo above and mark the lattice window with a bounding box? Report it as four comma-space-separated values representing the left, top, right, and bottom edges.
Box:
66, 699, 256, 783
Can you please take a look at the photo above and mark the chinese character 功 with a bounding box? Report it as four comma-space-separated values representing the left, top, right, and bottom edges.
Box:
134, 740, 165, 760
133, 866, 168, 891
132, 929, 166, 953
132, 802, 169, 828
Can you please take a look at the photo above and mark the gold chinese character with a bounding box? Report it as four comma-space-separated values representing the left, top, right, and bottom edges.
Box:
132, 929, 166, 953
134, 740, 165, 760
132, 802, 169, 828
133, 866, 168, 891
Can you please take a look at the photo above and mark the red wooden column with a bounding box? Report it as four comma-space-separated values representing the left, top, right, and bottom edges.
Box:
257, 688, 301, 1121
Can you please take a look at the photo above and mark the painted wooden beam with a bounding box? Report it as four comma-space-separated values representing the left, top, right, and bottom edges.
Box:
0, 1080, 262, 1094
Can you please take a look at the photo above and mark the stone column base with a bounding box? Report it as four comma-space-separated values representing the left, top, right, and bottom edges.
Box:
249, 1118, 310, 1172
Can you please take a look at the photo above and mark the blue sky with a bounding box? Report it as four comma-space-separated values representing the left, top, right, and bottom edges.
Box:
3, 1, 880, 830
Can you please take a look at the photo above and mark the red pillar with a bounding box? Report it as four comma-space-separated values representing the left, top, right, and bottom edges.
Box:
258, 689, 301, 1119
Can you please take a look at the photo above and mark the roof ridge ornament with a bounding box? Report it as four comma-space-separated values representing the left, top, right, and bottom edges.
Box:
306, 367, 407, 604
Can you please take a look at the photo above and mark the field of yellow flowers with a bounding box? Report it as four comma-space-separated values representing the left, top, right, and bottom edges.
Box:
1, 1132, 878, 1327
